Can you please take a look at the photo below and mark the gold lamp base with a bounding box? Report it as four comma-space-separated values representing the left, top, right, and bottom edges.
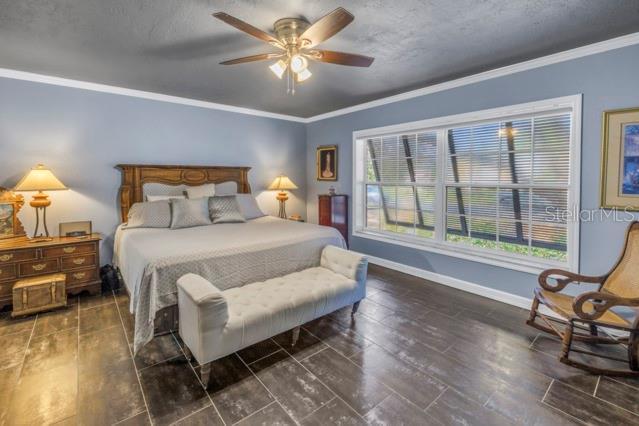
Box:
276, 191, 289, 219
29, 191, 53, 240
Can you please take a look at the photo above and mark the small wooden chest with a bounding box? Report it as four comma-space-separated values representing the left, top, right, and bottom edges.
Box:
12, 273, 67, 317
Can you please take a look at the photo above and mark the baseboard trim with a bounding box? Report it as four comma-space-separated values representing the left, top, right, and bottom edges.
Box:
364, 254, 563, 319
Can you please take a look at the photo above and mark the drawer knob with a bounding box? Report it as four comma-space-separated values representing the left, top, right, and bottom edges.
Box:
72, 258, 86, 265
73, 272, 86, 279
32, 263, 47, 271
63, 247, 76, 254
0, 254, 13, 262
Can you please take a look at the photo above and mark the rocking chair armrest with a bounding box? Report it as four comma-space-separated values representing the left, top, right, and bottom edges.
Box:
538, 269, 606, 293
572, 291, 639, 321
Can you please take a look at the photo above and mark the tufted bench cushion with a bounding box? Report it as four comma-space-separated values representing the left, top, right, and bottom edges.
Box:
177, 245, 367, 371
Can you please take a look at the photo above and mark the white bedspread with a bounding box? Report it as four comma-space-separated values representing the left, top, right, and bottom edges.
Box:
113, 216, 346, 353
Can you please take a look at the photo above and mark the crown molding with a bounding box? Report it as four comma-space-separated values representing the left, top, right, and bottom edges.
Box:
0, 68, 307, 123
305, 31, 639, 123
1, 31, 638, 124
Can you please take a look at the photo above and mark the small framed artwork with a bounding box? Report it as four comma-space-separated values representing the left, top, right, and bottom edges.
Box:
0, 189, 26, 239
59, 221, 92, 238
317, 145, 338, 181
601, 107, 639, 211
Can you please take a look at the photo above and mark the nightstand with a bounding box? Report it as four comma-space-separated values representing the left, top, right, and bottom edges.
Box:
0, 234, 102, 310
288, 215, 305, 222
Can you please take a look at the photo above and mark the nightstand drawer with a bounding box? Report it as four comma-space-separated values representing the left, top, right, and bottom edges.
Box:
0, 249, 38, 265
43, 242, 96, 258
19, 259, 60, 277
61, 254, 96, 271
66, 267, 97, 285
0, 264, 17, 282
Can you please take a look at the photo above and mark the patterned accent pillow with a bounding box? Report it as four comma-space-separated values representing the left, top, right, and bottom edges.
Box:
169, 198, 212, 229
209, 195, 246, 224
125, 201, 171, 229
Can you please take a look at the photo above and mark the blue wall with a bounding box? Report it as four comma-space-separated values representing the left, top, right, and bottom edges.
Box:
0, 78, 306, 263
306, 44, 639, 299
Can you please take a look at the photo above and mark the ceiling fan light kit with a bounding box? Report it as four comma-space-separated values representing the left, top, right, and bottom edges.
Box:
213, 8, 374, 95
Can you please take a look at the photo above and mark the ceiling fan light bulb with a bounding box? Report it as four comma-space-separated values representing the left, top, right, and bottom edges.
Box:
269, 59, 287, 79
296, 68, 312, 82
290, 54, 308, 73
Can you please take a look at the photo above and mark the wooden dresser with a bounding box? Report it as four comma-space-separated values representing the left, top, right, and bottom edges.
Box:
318, 194, 348, 246
0, 234, 101, 309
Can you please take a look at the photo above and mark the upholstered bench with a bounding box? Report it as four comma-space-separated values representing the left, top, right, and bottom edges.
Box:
176, 245, 368, 387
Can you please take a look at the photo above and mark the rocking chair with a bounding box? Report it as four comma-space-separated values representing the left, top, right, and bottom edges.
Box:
527, 221, 639, 376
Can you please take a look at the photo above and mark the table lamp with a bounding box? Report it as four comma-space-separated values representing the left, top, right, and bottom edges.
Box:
14, 164, 68, 241
268, 175, 298, 219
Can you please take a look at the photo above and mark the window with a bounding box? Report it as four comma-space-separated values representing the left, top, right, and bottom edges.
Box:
353, 96, 581, 273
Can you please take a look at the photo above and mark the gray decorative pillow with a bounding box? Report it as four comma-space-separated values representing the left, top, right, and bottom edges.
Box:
125, 201, 171, 229
209, 195, 246, 224
236, 194, 265, 220
170, 198, 212, 229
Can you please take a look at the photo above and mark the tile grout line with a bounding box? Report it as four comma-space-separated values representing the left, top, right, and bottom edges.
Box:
272, 337, 371, 423
297, 397, 337, 423
4, 311, 39, 424
542, 372, 639, 418
539, 399, 589, 425
541, 379, 554, 403
169, 403, 216, 426
112, 409, 147, 425
169, 331, 227, 426
233, 351, 299, 425
113, 291, 153, 426
229, 400, 278, 426
422, 386, 448, 413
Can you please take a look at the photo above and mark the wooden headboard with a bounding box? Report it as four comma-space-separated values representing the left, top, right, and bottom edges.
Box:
116, 164, 251, 222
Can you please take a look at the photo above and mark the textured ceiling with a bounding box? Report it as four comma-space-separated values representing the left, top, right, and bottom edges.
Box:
1, 0, 638, 117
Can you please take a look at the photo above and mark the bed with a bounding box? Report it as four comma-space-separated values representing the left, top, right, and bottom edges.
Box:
113, 164, 346, 353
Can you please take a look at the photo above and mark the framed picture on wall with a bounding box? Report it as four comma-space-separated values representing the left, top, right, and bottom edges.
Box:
601, 107, 639, 211
0, 188, 26, 239
316, 145, 338, 181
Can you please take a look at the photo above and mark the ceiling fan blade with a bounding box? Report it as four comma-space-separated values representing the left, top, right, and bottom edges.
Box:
213, 12, 284, 49
220, 53, 284, 65
299, 7, 354, 48
308, 50, 374, 67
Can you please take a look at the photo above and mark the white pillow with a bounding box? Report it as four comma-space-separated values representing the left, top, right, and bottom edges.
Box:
125, 201, 171, 229
236, 194, 265, 220
146, 194, 186, 202
186, 183, 216, 199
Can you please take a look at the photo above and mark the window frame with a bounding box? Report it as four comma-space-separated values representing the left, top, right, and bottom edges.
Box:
352, 95, 582, 275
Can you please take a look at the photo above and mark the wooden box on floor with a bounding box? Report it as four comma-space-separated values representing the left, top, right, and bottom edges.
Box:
12, 273, 67, 317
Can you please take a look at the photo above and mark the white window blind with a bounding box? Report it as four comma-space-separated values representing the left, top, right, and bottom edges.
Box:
445, 113, 571, 261
354, 96, 581, 272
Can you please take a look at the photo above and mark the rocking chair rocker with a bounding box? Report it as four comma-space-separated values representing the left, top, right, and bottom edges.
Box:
527, 221, 639, 376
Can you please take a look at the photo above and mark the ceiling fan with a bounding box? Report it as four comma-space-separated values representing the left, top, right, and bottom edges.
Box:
213, 7, 374, 94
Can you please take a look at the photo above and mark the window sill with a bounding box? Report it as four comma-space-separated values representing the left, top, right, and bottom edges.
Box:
352, 229, 572, 275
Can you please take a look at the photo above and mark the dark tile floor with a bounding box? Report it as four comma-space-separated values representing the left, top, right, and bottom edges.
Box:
1, 265, 639, 425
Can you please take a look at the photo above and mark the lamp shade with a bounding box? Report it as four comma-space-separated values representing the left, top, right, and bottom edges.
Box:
14, 164, 67, 192
268, 175, 298, 191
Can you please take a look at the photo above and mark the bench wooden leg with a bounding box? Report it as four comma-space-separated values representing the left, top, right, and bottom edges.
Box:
200, 362, 211, 389
184, 346, 193, 362
292, 326, 301, 347
352, 301, 361, 316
